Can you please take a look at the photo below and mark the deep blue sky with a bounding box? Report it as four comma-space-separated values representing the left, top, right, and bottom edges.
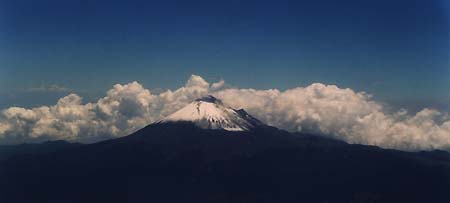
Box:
0, 0, 449, 111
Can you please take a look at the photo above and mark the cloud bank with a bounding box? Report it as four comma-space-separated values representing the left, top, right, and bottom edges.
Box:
1, 75, 449, 151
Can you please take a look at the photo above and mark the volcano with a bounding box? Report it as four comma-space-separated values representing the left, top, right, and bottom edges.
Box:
1, 96, 450, 203
158, 95, 264, 131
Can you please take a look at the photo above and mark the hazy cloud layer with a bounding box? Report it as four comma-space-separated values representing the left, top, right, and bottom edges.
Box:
21, 84, 72, 93
1, 75, 449, 151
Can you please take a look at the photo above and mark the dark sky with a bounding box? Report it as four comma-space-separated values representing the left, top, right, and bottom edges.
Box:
0, 0, 449, 111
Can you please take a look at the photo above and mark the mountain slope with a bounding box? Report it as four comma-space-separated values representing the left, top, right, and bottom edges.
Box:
0, 140, 82, 162
1, 122, 450, 203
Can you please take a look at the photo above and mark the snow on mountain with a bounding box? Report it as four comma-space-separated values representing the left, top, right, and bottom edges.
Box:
158, 95, 264, 131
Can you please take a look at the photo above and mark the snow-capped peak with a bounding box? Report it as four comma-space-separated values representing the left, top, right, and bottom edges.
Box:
158, 95, 264, 131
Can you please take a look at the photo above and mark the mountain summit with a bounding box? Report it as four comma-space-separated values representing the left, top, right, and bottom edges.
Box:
158, 95, 264, 131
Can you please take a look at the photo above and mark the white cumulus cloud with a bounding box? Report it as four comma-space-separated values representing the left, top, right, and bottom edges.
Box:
0, 75, 449, 152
